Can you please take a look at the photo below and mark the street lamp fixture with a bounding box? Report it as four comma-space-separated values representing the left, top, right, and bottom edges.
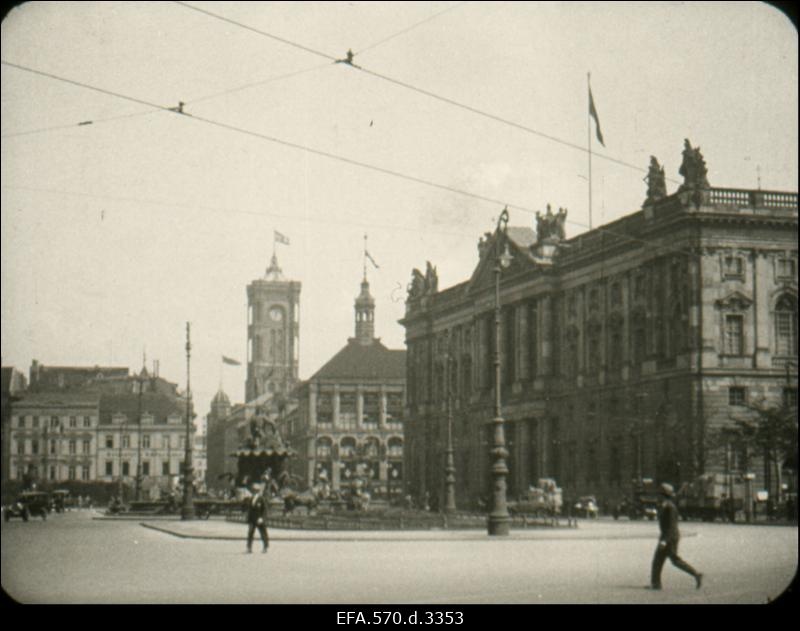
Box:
181, 322, 196, 520
488, 206, 512, 536
444, 349, 457, 514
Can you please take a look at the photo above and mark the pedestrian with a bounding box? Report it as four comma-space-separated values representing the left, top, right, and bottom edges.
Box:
245, 480, 269, 554
651, 482, 703, 590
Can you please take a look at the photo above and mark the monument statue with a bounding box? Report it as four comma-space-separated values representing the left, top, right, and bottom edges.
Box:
678, 139, 710, 190
644, 155, 667, 205
535, 204, 567, 243
407, 261, 439, 301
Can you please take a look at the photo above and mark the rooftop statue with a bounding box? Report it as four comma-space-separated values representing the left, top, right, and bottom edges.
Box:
678, 139, 710, 191
407, 261, 439, 301
644, 155, 667, 205
535, 204, 567, 243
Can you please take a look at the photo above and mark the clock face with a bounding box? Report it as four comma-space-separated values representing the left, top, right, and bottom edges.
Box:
269, 307, 283, 322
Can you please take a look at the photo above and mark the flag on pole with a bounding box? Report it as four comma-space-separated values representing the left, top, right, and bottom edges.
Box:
222, 356, 241, 366
274, 230, 290, 245
365, 250, 379, 269
589, 87, 605, 147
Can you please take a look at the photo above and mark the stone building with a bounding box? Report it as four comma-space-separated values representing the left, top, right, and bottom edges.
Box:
282, 275, 406, 496
6, 363, 203, 498
1, 366, 27, 485
401, 142, 797, 511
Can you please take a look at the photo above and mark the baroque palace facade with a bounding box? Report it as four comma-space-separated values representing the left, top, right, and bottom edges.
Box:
401, 141, 798, 511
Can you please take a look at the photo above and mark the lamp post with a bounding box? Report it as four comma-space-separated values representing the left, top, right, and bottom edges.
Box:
443, 348, 457, 514
181, 322, 196, 520
135, 373, 144, 501
488, 207, 513, 536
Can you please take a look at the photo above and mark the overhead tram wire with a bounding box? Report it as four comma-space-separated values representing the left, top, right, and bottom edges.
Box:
1, 61, 331, 139
172, 1, 679, 185
353, 1, 470, 56
1, 59, 699, 260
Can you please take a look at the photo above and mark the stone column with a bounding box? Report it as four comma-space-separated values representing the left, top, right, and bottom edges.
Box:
752, 251, 771, 368
333, 385, 340, 429
356, 386, 364, 429
309, 382, 318, 428
540, 295, 552, 376
518, 304, 529, 382
379, 386, 388, 429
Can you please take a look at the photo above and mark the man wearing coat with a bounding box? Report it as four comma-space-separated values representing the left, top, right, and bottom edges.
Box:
246, 481, 269, 554
651, 483, 703, 590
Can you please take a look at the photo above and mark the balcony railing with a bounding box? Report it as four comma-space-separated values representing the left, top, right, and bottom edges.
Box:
708, 187, 798, 210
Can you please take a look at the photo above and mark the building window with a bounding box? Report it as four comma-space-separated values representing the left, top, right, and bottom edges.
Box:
69, 440, 76, 455
362, 393, 379, 424
386, 393, 404, 424
32, 416, 39, 428
163, 434, 171, 449
68, 466, 76, 481
317, 393, 333, 424
122, 461, 130, 476
50, 416, 59, 429
69, 416, 77, 428
387, 437, 403, 458
142, 461, 150, 476
105, 435, 114, 449
610, 282, 622, 307
32, 440, 39, 455
50, 440, 57, 455
315, 437, 333, 459
775, 294, 797, 356
49, 466, 57, 481
723, 255, 744, 279
83, 416, 92, 427
82, 440, 91, 454
783, 387, 798, 409
729, 387, 746, 406
162, 461, 171, 476
17, 441, 25, 455
340, 437, 356, 459
339, 393, 357, 430
777, 258, 796, 280
105, 461, 113, 476
81, 466, 90, 481
122, 435, 130, 448
142, 435, 151, 449
724, 315, 744, 355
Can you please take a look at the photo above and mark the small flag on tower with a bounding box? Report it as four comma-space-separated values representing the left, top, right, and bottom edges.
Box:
589, 87, 605, 147
222, 356, 241, 366
274, 230, 290, 245
365, 250, 379, 269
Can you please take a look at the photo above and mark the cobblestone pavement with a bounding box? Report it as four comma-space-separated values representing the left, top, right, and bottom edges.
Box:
1, 511, 795, 604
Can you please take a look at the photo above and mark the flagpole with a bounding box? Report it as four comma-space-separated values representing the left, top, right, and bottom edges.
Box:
363, 234, 368, 281
587, 72, 593, 231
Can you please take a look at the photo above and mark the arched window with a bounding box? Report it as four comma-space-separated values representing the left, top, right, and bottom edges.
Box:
340, 437, 356, 459
315, 437, 332, 459
775, 294, 798, 356
364, 437, 380, 459
387, 437, 403, 458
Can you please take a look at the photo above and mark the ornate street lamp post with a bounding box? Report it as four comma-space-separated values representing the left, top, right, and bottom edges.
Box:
181, 322, 196, 520
443, 349, 457, 514
488, 207, 513, 536
134, 373, 144, 501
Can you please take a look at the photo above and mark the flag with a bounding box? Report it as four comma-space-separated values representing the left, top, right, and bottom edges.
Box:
365, 250, 379, 269
274, 230, 290, 245
222, 356, 241, 366
589, 87, 605, 147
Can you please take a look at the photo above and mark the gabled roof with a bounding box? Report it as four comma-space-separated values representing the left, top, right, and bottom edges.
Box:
311, 339, 406, 382
12, 392, 99, 407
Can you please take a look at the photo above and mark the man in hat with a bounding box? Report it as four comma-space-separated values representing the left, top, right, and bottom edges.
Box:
651, 482, 703, 590
245, 480, 269, 554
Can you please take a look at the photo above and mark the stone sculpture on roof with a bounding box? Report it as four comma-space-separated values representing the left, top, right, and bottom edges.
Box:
407, 261, 439, 301
644, 155, 667, 205
535, 204, 567, 243
678, 138, 710, 191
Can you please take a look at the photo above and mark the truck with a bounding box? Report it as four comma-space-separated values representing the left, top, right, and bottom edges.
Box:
612, 478, 660, 520
677, 473, 745, 522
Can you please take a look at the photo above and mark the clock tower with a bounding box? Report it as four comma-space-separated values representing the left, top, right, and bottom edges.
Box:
245, 253, 301, 402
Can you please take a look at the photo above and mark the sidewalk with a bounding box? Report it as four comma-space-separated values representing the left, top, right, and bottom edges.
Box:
139, 517, 687, 542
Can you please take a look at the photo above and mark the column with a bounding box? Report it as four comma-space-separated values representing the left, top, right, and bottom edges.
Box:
356, 386, 364, 429
752, 251, 770, 368
333, 385, 340, 429
379, 386, 388, 429
518, 304, 529, 382
540, 295, 552, 376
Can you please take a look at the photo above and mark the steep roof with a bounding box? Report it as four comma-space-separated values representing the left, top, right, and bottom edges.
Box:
12, 392, 99, 407
99, 392, 186, 425
311, 339, 406, 382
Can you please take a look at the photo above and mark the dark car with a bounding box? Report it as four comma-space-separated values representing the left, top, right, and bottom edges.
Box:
574, 495, 599, 519
4, 491, 51, 522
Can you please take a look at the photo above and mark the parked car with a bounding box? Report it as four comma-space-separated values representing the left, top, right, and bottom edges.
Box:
574, 495, 599, 518
52, 489, 71, 513
4, 491, 51, 522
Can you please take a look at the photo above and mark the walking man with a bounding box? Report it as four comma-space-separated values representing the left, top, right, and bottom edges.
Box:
651, 483, 703, 590
246, 480, 269, 554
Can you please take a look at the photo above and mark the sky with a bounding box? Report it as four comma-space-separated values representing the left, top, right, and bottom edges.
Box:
1, 1, 797, 427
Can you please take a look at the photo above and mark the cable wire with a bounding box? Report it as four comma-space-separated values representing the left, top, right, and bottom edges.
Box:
1, 59, 701, 259
172, 1, 678, 183
354, 1, 469, 56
